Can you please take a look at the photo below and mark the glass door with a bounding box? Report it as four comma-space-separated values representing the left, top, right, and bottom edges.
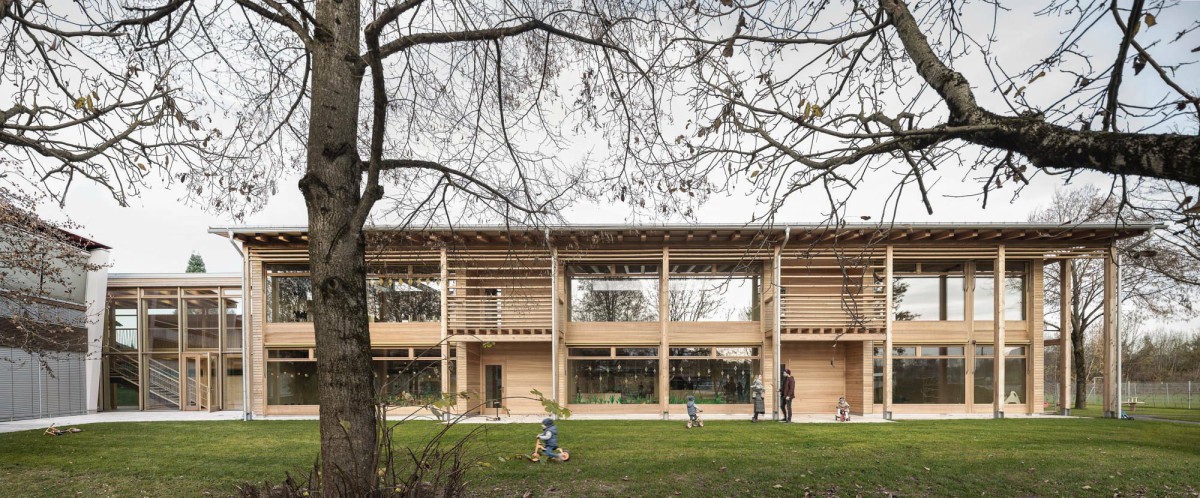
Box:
183, 353, 216, 411
485, 364, 503, 409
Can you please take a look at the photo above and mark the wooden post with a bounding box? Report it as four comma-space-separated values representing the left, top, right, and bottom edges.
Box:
773, 242, 783, 420
440, 248, 449, 402
1103, 247, 1119, 418
550, 246, 559, 405
883, 245, 894, 419
1059, 259, 1072, 415
994, 245, 1006, 418
659, 247, 670, 419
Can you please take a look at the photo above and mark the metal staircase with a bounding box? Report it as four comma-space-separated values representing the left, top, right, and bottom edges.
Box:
109, 355, 181, 408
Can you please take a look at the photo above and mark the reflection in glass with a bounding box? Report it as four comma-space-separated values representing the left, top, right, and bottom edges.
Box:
145, 354, 181, 409
224, 356, 244, 410
145, 298, 179, 350
267, 265, 312, 323
569, 359, 659, 404
368, 277, 441, 322
570, 277, 659, 321
108, 298, 139, 351
186, 298, 220, 350
106, 354, 139, 409
668, 358, 760, 404
892, 358, 965, 404
974, 263, 1027, 320
267, 361, 319, 405
973, 347, 1028, 404
668, 276, 760, 321
224, 298, 243, 350
373, 360, 441, 405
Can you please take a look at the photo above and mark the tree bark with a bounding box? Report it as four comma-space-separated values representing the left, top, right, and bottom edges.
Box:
302, 0, 376, 495
881, 0, 1200, 186
1072, 322, 1088, 410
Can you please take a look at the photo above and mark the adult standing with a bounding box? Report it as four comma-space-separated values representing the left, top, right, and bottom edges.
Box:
780, 369, 795, 423
751, 375, 765, 422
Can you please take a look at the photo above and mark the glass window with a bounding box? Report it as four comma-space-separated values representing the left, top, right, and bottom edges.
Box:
893, 262, 964, 321
973, 345, 1028, 405
668, 358, 760, 404
920, 346, 964, 357
145, 354, 181, 409
716, 347, 759, 357
108, 298, 138, 352
106, 354, 139, 409
873, 356, 884, 404
668, 347, 712, 357
374, 359, 442, 406
267, 360, 319, 405
568, 359, 659, 404
892, 357, 965, 404
185, 298, 220, 350
224, 298, 243, 350
668, 271, 760, 321
568, 348, 611, 357
974, 262, 1027, 321
268, 349, 311, 359
569, 276, 659, 322
616, 347, 658, 357
223, 355, 244, 410
367, 270, 441, 323
266, 264, 312, 323
145, 298, 179, 351
372, 348, 412, 358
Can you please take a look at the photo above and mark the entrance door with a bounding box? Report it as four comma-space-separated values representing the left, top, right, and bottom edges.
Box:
485, 364, 503, 409
183, 354, 215, 411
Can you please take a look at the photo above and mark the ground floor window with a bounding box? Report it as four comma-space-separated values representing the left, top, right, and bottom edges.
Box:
891, 346, 965, 404
223, 355, 244, 410
872, 347, 883, 404
668, 347, 760, 404
568, 347, 659, 404
973, 345, 1028, 404
266, 349, 318, 405
106, 353, 140, 409
372, 348, 442, 406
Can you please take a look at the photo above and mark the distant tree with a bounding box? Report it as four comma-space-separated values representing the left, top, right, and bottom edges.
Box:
185, 253, 206, 273
1033, 187, 1199, 409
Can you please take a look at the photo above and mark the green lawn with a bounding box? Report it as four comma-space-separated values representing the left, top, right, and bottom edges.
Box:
2, 418, 1199, 497
1068, 405, 1200, 423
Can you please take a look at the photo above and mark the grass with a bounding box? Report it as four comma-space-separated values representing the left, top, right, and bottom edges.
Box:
2, 418, 1200, 497
1068, 406, 1200, 423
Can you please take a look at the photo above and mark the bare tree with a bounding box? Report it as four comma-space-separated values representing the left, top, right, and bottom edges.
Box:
1032, 186, 1198, 408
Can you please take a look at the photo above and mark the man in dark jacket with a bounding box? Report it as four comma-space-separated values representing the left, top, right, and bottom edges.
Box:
780, 369, 796, 422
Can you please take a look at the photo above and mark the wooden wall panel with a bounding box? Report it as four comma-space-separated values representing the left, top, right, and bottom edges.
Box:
667, 321, 760, 345
781, 342, 846, 413
565, 322, 660, 345
844, 342, 867, 415
480, 342, 553, 415
1031, 259, 1045, 414
249, 251, 266, 416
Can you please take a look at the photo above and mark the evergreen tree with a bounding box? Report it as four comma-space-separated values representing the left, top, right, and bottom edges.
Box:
186, 253, 206, 273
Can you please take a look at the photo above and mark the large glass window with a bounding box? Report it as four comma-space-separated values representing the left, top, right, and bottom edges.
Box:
668, 263, 760, 321
223, 355, 244, 410
367, 265, 441, 322
371, 348, 443, 405
106, 353, 139, 409
973, 345, 1029, 405
266, 349, 318, 405
266, 265, 312, 323
185, 297, 220, 350
569, 264, 659, 322
893, 262, 964, 321
567, 347, 659, 404
145, 354, 181, 409
872, 346, 883, 404
107, 297, 139, 352
668, 347, 760, 404
224, 297, 243, 350
891, 345, 965, 404
974, 262, 1028, 321
144, 297, 179, 351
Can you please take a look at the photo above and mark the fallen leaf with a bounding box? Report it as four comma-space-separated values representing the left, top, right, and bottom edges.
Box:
773, 484, 784, 489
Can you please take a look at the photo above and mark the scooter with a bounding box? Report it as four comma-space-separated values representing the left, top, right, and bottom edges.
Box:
686, 409, 704, 429
529, 437, 570, 462
836, 407, 850, 422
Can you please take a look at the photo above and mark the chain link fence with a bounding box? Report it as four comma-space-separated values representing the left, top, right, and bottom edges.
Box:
1045, 380, 1198, 411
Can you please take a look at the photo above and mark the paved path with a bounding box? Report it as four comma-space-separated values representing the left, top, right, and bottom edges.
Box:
0, 410, 243, 434
1130, 414, 1200, 426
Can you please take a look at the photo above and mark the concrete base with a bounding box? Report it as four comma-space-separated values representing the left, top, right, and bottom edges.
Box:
0, 410, 243, 434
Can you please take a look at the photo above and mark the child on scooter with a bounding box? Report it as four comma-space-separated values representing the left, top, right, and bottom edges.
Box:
686, 395, 703, 428
536, 418, 561, 461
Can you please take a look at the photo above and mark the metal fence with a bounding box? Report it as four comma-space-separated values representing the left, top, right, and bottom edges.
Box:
1045, 380, 1198, 410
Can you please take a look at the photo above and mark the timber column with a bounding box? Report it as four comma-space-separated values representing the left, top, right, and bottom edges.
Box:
883, 245, 894, 420
659, 247, 670, 419
1103, 247, 1119, 418
1059, 259, 1072, 416
994, 245, 1006, 419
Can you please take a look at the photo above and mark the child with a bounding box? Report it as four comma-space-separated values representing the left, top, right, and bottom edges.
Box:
686, 395, 703, 428
536, 418, 561, 461
836, 396, 851, 422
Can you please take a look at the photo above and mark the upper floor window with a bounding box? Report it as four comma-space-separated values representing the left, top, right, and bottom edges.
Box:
266, 264, 311, 323
974, 261, 1027, 321
668, 263, 760, 321
893, 262, 964, 321
568, 264, 659, 322
367, 265, 441, 323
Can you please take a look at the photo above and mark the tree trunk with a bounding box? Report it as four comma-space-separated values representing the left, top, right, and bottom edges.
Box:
1072, 322, 1088, 410
302, 0, 376, 495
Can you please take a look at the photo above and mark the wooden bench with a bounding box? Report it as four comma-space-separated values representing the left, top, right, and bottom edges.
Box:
1123, 399, 1144, 412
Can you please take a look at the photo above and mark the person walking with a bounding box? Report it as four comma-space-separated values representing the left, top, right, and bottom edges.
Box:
751, 375, 765, 422
780, 369, 796, 423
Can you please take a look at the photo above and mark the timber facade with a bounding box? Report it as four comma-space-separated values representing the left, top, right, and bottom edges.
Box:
101, 223, 1148, 419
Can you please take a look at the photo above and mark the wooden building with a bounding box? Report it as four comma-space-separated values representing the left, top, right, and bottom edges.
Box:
102, 223, 1149, 419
